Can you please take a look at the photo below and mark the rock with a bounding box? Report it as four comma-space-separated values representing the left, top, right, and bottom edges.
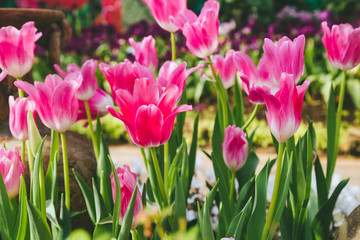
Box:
335, 204, 360, 240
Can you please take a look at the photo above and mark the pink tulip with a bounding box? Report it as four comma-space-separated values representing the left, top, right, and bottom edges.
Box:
9, 96, 36, 142
77, 88, 114, 121
141, 0, 187, 32
0, 21, 42, 78
129, 36, 158, 72
107, 77, 192, 147
16, 0, 41, 8
0, 147, 24, 199
158, 61, 203, 91
257, 74, 310, 143
99, 60, 155, 105
101, 0, 123, 33
222, 126, 249, 172
234, 35, 305, 104
210, 50, 237, 89
321, 21, 360, 71
0, 69, 7, 82
172, 0, 219, 58
54, 59, 98, 100
14, 73, 81, 133
110, 165, 142, 227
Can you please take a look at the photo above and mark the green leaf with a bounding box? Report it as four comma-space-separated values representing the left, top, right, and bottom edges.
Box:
145, 149, 163, 208
247, 161, 269, 240
176, 90, 187, 144
167, 143, 183, 199
347, 78, 360, 109
30, 138, 46, 210
312, 179, 349, 240
227, 197, 252, 239
45, 130, 59, 202
202, 181, 219, 240
92, 178, 110, 223
180, 138, 189, 198
118, 185, 138, 240
0, 172, 16, 239
57, 194, 71, 240
233, 78, 245, 127
73, 169, 96, 224
174, 174, 186, 230
46, 153, 60, 229
109, 156, 121, 238
314, 158, 328, 208
237, 151, 259, 189
11, 177, 27, 240
233, 177, 254, 218
326, 84, 336, 189
187, 112, 199, 194
93, 222, 112, 240
97, 135, 113, 213
26, 199, 51, 240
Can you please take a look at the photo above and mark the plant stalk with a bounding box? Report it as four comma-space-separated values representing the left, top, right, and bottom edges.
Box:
229, 172, 236, 206
171, 32, 176, 61
150, 148, 168, 206
241, 104, 259, 130
84, 100, 99, 160
261, 143, 284, 240
61, 132, 70, 210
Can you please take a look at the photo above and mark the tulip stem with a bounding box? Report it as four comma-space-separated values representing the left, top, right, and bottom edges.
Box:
171, 32, 176, 61
61, 132, 70, 210
21, 141, 26, 164
207, 56, 228, 131
262, 143, 284, 240
241, 104, 259, 131
229, 172, 236, 206
150, 148, 168, 206
131, 229, 138, 240
164, 142, 169, 192
84, 100, 99, 161
140, 147, 148, 172
39, 161, 46, 219
18, 88, 24, 98
327, 71, 347, 190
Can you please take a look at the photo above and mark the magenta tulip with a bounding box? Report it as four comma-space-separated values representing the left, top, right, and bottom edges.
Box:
172, 0, 219, 58
14, 73, 81, 133
0, 21, 42, 78
210, 50, 237, 89
77, 88, 114, 121
158, 61, 203, 91
0, 147, 24, 199
234, 35, 305, 104
99, 60, 155, 105
129, 36, 158, 72
321, 21, 360, 71
141, 0, 188, 32
110, 165, 142, 227
257, 74, 310, 143
222, 126, 249, 172
9, 96, 36, 142
107, 77, 192, 147
54, 59, 98, 100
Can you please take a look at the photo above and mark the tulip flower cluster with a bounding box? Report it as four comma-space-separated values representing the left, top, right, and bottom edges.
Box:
0, 2, 360, 240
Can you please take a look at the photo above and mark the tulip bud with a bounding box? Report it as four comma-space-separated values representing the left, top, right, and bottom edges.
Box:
27, 110, 41, 157
0, 147, 24, 199
222, 125, 249, 172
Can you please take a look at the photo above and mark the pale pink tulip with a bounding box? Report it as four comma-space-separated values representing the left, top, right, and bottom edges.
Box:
222, 126, 249, 172
14, 73, 81, 133
0, 70, 7, 82
257, 74, 310, 143
234, 35, 305, 104
321, 21, 360, 71
0, 21, 42, 78
172, 0, 219, 58
210, 50, 237, 89
99, 60, 155, 105
110, 165, 142, 227
9, 96, 36, 142
141, 0, 187, 32
158, 61, 203, 91
129, 36, 158, 72
77, 88, 114, 121
107, 77, 192, 147
54, 59, 98, 100
0, 147, 24, 199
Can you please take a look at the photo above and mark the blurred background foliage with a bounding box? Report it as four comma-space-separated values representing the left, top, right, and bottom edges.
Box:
1, 0, 360, 154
